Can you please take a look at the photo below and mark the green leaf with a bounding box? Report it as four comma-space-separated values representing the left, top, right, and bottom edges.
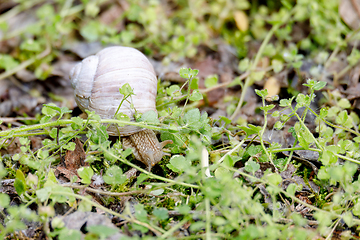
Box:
119, 83, 134, 96
292, 61, 303, 69
266, 173, 282, 185
250, 71, 265, 82
189, 90, 203, 101
0, 193, 10, 208
189, 77, 199, 90
313, 81, 327, 91
51, 217, 65, 229
71, 117, 84, 129
247, 145, 262, 156
260, 104, 275, 112
134, 204, 148, 222
136, 173, 149, 185
36, 4, 55, 19
20, 39, 42, 52
121, 148, 133, 158
167, 155, 191, 173
294, 122, 314, 149
286, 183, 298, 196
115, 112, 130, 123
77, 167, 94, 184
238, 58, 250, 71
103, 166, 127, 185
271, 59, 283, 73
153, 208, 169, 220
84, 1, 100, 17
19, 137, 30, 145
58, 229, 82, 240
204, 75, 218, 88
0, 54, 19, 71
239, 124, 262, 136
50, 185, 76, 203
166, 85, 180, 96
59, 107, 72, 116
138, 110, 159, 124
80, 20, 102, 42
176, 204, 191, 215
338, 99, 351, 109
353, 202, 360, 217
219, 116, 232, 125
36, 187, 51, 202
342, 211, 354, 227
335, 110, 348, 125
320, 149, 338, 166
42, 103, 59, 117
245, 160, 260, 174
347, 48, 360, 66
14, 170, 27, 195
255, 89, 268, 98
319, 108, 328, 118
190, 69, 199, 77
263, 43, 276, 57
190, 221, 205, 232
86, 225, 119, 238
318, 167, 330, 180
44, 169, 58, 187
274, 121, 283, 130
214, 166, 230, 179
179, 68, 191, 78
183, 108, 201, 129
279, 98, 293, 107
63, 142, 76, 151
150, 188, 164, 196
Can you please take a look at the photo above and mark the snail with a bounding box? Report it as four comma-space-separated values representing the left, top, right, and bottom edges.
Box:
70, 46, 172, 171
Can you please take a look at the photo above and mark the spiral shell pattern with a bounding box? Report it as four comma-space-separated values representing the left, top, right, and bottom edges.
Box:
70, 46, 157, 136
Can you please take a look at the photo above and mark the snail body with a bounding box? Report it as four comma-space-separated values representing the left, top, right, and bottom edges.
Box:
70, 46, 172, 170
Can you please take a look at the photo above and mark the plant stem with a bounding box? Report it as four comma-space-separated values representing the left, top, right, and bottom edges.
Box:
52, 191, 164, 235
259, 98, 278, 172
223, 165, 360, 225
100, 146, 199, 189
0, 42, 51, 81
230, 25, 279, 122
0, 118, 169, 137
307, 107, 360, 137
205, 197, 211, 240
159, 216, 191, 239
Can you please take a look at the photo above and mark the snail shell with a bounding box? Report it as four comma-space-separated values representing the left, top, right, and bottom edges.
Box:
70, 46, 157, 136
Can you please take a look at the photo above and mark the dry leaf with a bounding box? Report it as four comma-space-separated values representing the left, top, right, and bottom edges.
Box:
264, 77, 280, 100
339, 0, 360, 30
64, 138, 87, 170
55, 138, 87, 182
234, 11, 249, 32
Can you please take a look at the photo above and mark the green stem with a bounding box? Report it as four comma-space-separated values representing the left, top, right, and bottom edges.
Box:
230, 26, 279, 122
159, 216, 191, 239
51, 191, 165, 235
222, 165, 360, 225
270, 147, 321, 153
0, 0, 44, 24
259, 98, 277, 172
217, 139, 246, 164
0, 118, 171, 137
334, 153, 360, 165
293, 111, 323, 151
205, 197, 211, 240
282, 138, 298, 172
100, 146, 199, 189
0, 42, 51, 81
307, 108, 360, 137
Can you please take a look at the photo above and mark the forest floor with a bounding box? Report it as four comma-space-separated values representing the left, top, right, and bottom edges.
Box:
1, 0, 360, 239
